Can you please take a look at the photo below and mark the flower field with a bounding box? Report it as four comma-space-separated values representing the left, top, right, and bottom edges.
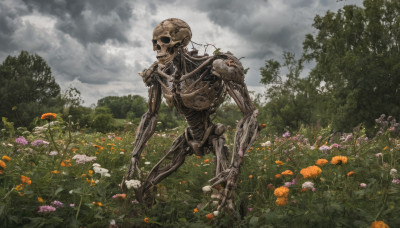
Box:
1, 114, 399, 227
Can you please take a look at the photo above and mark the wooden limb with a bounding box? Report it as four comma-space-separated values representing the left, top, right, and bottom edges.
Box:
212, 135, 230, 176
137, 134, 190, 206
121, 83, 162, 191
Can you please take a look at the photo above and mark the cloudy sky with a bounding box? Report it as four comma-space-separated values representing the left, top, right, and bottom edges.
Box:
0, 0, 363, 106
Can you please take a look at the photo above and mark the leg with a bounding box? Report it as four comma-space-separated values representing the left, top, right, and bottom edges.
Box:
137, 133, 191, 206
211, 123, 230, 176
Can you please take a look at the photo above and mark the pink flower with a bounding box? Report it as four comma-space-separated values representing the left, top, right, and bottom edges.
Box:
38, 205, 56, 213
392, 179, 400, 184
15, 136, 28, 146
360, 183, 367, 188
375, 153, 383, 157
282, 132, 291, 138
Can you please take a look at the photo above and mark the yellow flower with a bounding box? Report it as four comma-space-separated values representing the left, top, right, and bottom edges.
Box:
383, 146, 389, 150
144, 217, 150, 223
0, 160, 6, 169
88, 170, 93, 175
315, 159, 328, 166
300, 166, 322, 179
275, 160, 283, 166
281, 170, 293, 176
275, 197, 288, 206
370, 221, 389, 228
93, 201, 102, 207
347, 171, 355, 177
193, 208, 199, 214
2, 156, 11, 162
274, 186, 289, 198
38, 197, 44, 203
41, 113, 57, 120
331, 156, 348, 165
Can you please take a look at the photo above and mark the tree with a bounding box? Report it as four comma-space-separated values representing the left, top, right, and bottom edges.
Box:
260, 52, 322, 133
97, 95, 147, 120
0, 51, 64, 128
303, 0, 400, 132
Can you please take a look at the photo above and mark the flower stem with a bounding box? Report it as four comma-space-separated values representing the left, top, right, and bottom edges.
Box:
75, 194, 83, 220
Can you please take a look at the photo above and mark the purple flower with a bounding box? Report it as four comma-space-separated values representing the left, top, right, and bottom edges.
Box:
31, 139, 49, 147
15, 136, 28, 146
38, 205, 56, 213
291, 179, 296, 185
282, 132, 290, 138
392, 179, 400, 184
330, 143, 341, 149
319, 145, 330, 151
344, 134, 353, 142
51, 200, 64, 208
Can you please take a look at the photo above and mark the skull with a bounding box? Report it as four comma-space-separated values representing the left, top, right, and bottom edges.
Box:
152, 18, 192, 65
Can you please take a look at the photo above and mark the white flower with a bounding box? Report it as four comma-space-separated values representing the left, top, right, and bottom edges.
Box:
260, 141, 271, 147
302, 181, 314, 189
92, 163, 101, 168
72, 154, 97, 164
125, 180, 141, 189
49, 151, 58, 156
69, 190, 73, 194
144, 161, 151, 165
93, 167, 109, 175
110, 219, 116, 225
213, 211, 220, 216
120, 152, 124, 155
390, 168, 398, 178
104, 173, 111, 177
202, 185, 212, 193
212, 201, 219, 205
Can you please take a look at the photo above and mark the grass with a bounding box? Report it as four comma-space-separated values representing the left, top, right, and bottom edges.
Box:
0, 117, 399, 227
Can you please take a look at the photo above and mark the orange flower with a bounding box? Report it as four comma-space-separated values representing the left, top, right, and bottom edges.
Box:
41, 113, 57, 120
193, 208, 199, 214
51, 170, 59, 174
115, 137, 122, 140
0, 170, 3, 175
315, 159, 329, 166
2, 156, 11, 162
206, 213, 214, 220
383, 146, 389, 150
331, 156, 348, 165
275, 160, 283, 166
281, 170, 293, 176
15, 184, 24, 191
144, 217, 150, 223
61, 161, 72, 167
204, 159, 210, 163
347, 171, 355, 177
38, 197, 44, 203
275, 197, 288, 206
72, 148, 78, 152
370, 221, 389, 228
93, 201, 103, 206
249, 174, 253, 179
300, 188, 308, 193
300, 166, 322, 179
21, 175, 32, 185
260, 123, 267, 129
274, 186, 289, 198
275, 174, 282, 178
88, 170, 93, 175
0, 160, 6, 169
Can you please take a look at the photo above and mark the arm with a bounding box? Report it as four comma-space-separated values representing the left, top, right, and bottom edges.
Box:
210, 55, 259, 210
123, 65, 162, 187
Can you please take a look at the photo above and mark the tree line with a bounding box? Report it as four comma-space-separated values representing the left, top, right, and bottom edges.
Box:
1, 0, 399, 135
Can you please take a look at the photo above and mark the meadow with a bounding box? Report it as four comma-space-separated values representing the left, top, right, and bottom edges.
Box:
0, 113, 399, 228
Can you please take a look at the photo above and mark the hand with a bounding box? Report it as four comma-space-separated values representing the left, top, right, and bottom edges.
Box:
120, 157, 142, 192
208, 166, 239, 211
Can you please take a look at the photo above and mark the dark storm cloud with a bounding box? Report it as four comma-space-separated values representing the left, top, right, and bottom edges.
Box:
0, 1, 29, 51
21, 0, 134, 45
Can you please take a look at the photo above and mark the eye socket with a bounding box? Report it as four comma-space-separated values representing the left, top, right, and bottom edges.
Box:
160, 36, 170, 44
152, 39, 157, 45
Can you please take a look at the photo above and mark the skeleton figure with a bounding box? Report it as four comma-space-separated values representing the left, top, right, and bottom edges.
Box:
122, 18, 259, 212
